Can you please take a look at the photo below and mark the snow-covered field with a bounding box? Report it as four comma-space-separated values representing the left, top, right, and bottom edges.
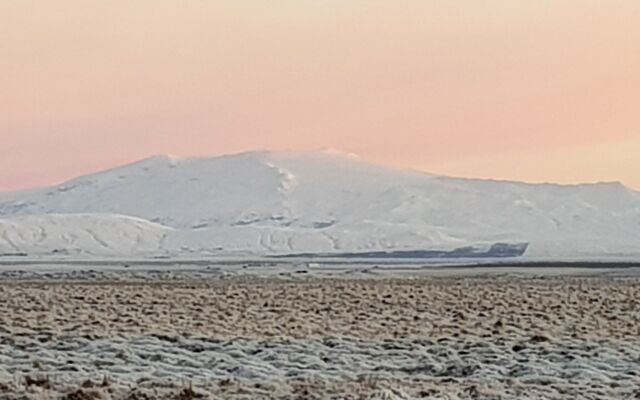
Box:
1, 150, 639, 261
1, 267, 639, 399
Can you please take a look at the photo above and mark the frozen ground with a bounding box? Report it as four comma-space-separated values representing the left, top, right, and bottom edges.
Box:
1, 266, 639, 399
2, 335, 639, 399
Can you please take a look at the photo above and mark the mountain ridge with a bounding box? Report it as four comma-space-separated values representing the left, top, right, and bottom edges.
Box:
2, 150, 634, 195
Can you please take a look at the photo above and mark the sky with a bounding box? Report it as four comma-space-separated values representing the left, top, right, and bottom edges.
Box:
1, 1, 639, 191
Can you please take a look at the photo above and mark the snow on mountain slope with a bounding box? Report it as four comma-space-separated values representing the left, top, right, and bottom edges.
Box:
0, 214, 173, 257
0, 150, 639, 259
0, 151, 431, 229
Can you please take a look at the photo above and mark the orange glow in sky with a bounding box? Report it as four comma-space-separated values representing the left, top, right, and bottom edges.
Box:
1, 1, 639, 190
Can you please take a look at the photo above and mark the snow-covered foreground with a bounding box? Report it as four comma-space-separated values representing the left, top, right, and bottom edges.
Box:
1, 150, 639, 260
1, 273, 639, 399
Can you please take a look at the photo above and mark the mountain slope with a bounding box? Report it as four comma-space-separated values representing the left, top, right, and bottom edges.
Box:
0, 150, 639, 259
0, 214, 173, 257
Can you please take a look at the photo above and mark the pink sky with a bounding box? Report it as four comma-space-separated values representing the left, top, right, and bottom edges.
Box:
1, 1, 639, 190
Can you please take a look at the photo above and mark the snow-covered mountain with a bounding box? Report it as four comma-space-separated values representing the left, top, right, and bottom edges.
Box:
1, 150, 639, 260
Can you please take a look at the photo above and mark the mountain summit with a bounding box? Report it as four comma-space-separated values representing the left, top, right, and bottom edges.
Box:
1, 150, 638, 260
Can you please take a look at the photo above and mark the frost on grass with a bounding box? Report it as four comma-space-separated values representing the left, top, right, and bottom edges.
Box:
0, 276, 639, 399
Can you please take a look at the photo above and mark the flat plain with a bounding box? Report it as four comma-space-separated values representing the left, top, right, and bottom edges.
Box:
0, 266, 639, 399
